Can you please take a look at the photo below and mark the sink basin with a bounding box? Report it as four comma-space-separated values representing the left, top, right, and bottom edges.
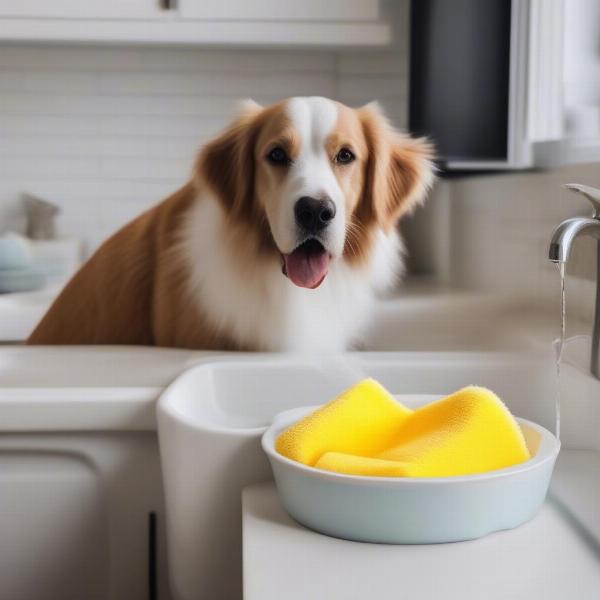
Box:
157, 351, 558, 600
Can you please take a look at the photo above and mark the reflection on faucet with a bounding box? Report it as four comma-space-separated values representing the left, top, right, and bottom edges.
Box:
549, 184, 600, 379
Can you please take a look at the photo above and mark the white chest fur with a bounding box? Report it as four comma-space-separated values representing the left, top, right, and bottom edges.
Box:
179, 196, 403, 352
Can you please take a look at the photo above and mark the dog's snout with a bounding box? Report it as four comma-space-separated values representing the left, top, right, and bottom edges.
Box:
294, 196, 336, 233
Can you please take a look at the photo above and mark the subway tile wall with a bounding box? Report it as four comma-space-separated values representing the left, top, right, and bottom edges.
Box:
0, 36, 408, 255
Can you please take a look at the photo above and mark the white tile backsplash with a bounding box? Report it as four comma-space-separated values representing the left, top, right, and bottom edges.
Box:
0, 16, 409, 256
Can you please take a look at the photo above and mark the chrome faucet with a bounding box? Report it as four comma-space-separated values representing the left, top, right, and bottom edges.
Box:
549, 183, 600, 379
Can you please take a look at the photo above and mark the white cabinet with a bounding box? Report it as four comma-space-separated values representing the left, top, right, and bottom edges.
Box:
0, 0, 167, 20
0, 0, 390, 47
0, 433, 172, 600
178, 0, 379, 21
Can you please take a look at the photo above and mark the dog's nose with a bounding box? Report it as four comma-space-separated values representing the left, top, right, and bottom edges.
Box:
294, 197, 336, 233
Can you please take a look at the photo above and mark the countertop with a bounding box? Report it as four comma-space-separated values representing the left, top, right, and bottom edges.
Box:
242, 450, 600, 600
0, 287, 593, 433
0, 345, 214, 430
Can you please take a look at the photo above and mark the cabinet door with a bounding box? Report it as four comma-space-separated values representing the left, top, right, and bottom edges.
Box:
0, 451, 108, 600
0, 0, 169, 19
179, 0, 379, 21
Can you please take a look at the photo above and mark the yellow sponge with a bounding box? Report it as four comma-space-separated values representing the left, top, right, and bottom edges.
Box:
376, 386, 530, 477
277, 381, 531, 478
315, 453, 412, 477
275, 378, 413, 466
314, 386, 531, 478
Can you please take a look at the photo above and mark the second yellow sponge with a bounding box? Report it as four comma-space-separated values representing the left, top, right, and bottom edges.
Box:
275, 378, 413, 466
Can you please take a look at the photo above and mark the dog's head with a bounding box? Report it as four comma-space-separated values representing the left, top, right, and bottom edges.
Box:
197, 97, 434, 289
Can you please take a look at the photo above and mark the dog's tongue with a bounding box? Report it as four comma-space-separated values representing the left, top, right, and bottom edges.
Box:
283, 243, 330, 289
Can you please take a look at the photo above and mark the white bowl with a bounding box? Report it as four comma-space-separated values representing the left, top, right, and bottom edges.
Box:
262, 405, 560, 544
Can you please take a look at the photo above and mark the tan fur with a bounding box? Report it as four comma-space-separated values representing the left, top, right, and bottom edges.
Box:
27, 99, 433, 348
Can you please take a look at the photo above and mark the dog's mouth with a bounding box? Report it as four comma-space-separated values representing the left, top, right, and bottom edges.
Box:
281, 238, 331, 289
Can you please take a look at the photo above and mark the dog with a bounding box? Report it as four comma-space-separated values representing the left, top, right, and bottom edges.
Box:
27, 97, 434, 352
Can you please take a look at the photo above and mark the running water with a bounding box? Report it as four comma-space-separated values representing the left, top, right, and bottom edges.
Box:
553, 261, 566, 440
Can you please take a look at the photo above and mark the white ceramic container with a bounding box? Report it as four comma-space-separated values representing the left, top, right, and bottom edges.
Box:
263, 404, 560, 544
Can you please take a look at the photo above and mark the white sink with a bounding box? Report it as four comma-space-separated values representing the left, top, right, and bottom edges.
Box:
157, 351, 560, 600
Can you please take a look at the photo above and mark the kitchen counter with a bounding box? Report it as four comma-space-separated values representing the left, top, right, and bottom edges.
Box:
242, 450, 600, 600
0, 287, 595, 435
0, 345, 214, 430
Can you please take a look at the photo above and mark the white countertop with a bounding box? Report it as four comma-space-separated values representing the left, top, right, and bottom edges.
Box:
0, 345, 217, 430
242, 450, 600, 600
0, 289, 593, 433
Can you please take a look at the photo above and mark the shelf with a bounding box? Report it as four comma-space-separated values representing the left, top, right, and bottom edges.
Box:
0, 18, 392, 48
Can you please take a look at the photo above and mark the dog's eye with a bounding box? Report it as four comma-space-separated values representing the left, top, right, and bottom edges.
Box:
267, 147, 290, 166
336, 148, 355, 164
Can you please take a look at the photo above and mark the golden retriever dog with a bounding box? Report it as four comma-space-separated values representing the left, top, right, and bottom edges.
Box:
28, 97, 433, 351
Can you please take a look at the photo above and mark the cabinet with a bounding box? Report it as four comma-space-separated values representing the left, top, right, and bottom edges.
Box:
0, 0, 166, 20
0, 0, 390, 47
0, 433, 171, 600
0, 451, 108, 600
178, 0, 379, 21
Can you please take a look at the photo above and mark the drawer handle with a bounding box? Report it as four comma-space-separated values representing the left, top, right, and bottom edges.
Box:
159, 0, 176, 10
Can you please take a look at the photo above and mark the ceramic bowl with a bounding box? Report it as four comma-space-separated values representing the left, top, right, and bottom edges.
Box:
262, 404, 560, 544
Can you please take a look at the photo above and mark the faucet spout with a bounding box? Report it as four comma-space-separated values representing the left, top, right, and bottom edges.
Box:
549, 183, 600, 380
549, 217, 600, 263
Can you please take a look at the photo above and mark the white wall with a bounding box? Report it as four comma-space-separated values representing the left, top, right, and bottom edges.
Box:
0, 23, 409, 255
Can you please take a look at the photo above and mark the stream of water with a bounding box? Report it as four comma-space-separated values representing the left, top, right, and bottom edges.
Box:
554, 261, 566, 441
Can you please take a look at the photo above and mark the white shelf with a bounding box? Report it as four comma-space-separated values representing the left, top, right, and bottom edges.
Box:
0, 18, 391, 48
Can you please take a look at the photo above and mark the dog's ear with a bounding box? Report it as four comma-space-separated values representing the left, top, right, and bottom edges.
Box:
197, 100, 263, 219
358, 102, 434, 229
